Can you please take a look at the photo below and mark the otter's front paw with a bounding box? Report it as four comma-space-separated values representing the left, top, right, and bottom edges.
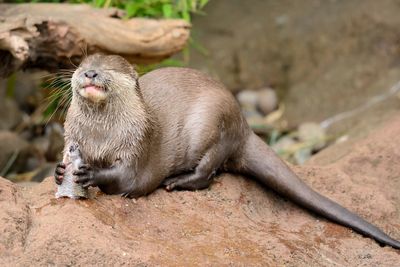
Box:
73, 164, 96, 188
54, 162, 66, 185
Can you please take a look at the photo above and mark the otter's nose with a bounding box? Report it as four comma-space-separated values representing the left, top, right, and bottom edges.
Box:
84, 70, 98, 79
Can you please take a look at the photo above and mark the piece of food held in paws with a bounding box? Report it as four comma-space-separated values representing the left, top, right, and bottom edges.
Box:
55, 144, 89, 199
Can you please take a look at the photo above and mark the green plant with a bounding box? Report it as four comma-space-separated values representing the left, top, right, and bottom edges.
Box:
113, 0, 208, 22
15, 0, 209, 22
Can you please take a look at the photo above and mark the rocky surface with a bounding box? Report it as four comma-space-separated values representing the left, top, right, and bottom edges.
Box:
1, 114, 400, 266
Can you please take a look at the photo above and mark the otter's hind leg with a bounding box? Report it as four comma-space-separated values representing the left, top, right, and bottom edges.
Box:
163, 171, 214, 191
163, 143, 228, 191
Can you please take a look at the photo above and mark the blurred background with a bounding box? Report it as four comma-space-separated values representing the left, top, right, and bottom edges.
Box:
1, 0, 400, 184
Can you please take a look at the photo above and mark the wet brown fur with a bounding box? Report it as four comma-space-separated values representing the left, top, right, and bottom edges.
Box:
62, 54, 400, 249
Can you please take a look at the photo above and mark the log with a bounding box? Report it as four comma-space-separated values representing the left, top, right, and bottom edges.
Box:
0, 3, 191, 77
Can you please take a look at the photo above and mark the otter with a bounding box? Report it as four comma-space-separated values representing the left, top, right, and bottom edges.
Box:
54, 54, 400, 249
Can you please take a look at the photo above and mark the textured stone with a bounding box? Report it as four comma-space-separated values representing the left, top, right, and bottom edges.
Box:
1, 114, 400, 266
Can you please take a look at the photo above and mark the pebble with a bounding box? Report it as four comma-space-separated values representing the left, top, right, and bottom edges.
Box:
271, 136, 296, 154
293, 147, 313, 165
257, 87, 278, 115
298, 122, 326, 150
236, 90, 258, 111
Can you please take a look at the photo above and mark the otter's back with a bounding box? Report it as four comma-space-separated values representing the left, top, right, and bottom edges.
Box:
138, 67, 247, 172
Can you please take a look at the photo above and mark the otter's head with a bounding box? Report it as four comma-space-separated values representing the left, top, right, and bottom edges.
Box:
71, 54, 138, 103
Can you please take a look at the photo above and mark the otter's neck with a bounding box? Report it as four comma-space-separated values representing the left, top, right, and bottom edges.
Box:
78, 87, 148, 123
66, 85, 155, 165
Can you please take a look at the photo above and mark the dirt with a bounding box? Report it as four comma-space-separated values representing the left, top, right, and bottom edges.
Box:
1, 113, 400, 266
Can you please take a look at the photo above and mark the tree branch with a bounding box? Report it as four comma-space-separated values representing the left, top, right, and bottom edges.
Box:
0, 3, 191, 77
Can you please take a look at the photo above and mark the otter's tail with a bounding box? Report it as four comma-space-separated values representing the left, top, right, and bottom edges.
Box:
238, 132, 400, 249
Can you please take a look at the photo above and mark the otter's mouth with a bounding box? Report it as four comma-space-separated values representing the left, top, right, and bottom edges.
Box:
79, 83, 108, 102
84, 84, 105, 93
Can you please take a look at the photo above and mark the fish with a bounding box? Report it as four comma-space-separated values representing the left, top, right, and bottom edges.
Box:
55, 143, 89, 199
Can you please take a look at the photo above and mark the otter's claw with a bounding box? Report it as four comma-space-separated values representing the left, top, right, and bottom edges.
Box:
121, 192, 131, 198
163, 177, 180, 191
54, 162, 66, 185
73, 164, 95, 188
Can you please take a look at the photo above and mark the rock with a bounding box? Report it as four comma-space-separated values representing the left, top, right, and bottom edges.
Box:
31, 136, 49, 158
257, 87, 278, 115
293, 147, 312, 165
0, 98, 23, 130
32, 123, 64, 163
237, 90, 267, 128
2, 114, 400, 265
243, 110, 264, 126
271, 136, 296, 154
238, 89, 279, 131
298, 122, 327, 150
0, 179, 31, 260
0, 131, 41, 177
31, 163, 57, 182
17, 181, 40, 188
236, 90, 258, 111
11, 71, 44, 113
6, 162, 56, 184
44, 123, 64, 162
242, 109, 264, 119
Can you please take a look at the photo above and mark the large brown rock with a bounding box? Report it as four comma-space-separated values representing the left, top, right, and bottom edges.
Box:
1, 115, 400, 266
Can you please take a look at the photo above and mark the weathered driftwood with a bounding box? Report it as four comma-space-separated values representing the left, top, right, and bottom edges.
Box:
0, 3, 191, 77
